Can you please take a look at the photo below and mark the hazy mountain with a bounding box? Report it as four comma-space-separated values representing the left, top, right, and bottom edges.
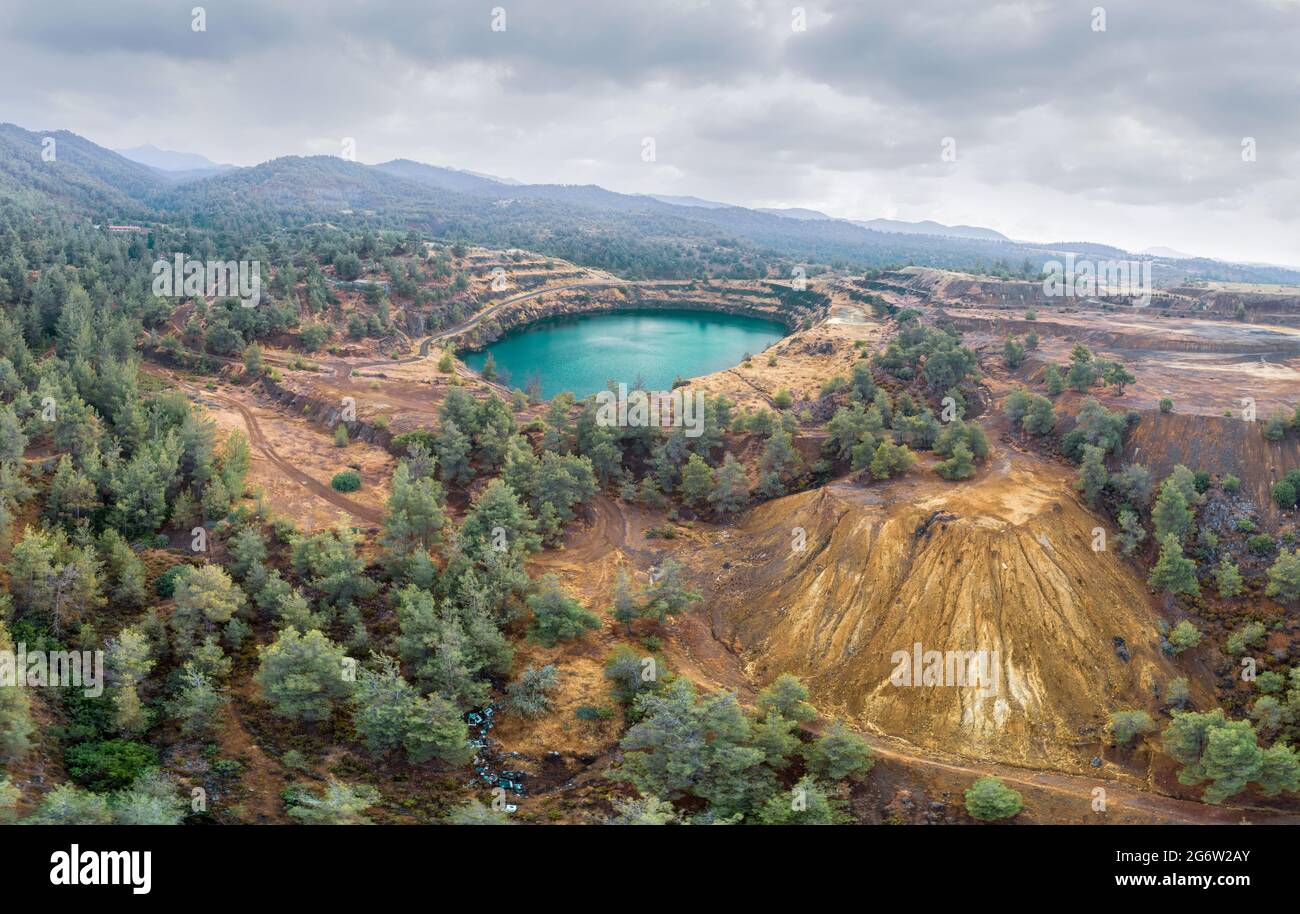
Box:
1142, 245, 1198, 260
849, 218, 1009, 242
756, 208, 1010, 242
756, 207, 835, 221
375, 159, 516, 194
647, 194, 731, 208
117, 144, 232, 173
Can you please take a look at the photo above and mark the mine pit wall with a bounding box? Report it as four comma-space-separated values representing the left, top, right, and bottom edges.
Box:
1123, 411, 1300, 527
451, 295, 806, 353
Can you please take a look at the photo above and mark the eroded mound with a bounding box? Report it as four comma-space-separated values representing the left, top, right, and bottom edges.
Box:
708, 461, 1180, 770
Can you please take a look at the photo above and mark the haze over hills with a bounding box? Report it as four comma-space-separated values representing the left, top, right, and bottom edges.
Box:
756, 207, 1011, 243
4, 121, 1300, 286
116, 144, 234, 174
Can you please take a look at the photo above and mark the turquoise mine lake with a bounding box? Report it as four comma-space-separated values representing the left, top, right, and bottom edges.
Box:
463, 309, 787, 399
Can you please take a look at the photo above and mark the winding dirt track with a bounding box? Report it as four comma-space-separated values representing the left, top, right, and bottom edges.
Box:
207, 390, 384, 526
147, 367, 384, 527
856, 734, 1300, 824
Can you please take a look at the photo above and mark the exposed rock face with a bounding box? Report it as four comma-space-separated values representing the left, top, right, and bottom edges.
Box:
455, 292, 803, 351
708, 462, 1180, 771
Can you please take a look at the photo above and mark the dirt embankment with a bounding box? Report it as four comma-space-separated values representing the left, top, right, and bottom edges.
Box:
704, 460, 1187, 773
1124, 411, 1300, 525
259, 374, 400, 453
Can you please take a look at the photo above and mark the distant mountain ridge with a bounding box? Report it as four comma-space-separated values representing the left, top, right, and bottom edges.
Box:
849, 218, 1009, 243
116, 144, 233, 173
4, 123, 1299, 286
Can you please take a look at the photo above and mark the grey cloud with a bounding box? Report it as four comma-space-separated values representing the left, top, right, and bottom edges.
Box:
0, 0, 1294, 262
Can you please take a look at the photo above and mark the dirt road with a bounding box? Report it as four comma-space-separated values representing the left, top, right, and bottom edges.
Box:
145, 362, 385, 528
206, 389, 384, 527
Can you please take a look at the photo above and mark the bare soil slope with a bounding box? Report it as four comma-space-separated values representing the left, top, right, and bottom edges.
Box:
1124, 411, 1300, 525
707, 459, 1183, 771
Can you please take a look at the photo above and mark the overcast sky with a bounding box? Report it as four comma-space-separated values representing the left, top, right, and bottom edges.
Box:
2, 0, 1297, 264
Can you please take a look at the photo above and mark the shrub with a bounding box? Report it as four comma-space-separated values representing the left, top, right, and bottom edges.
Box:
1249, 534, 1276, 555
1107, 710, 1154, 747
964, 777, 1022, 821
331, 471, 361, 492
506, 665, 560, 719
155, 564, 188, 598
1168, 620, 1202, 653
64, 740, 159, 792
1226, 621, 1267, 655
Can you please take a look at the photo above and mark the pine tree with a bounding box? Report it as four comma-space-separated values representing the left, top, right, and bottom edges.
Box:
528, 574, 600, 646
46, 454, 100, 523
1044, 364, 1065, 396
1075, 444, 1108, 504
1117, 508, 1146, 555
934, 441, 976, 481
1168, 619, 1202, 653
255, 628, 354, 723
755, 776, 838, 825
1152, 481, 1193, 544
646, 559, 701, 622
806, 721, 875, 780
1215, 558, 1244, 599
285, 780, 379, 824
1107, 710, 1154, 747
759, 428, 802, 492
165, 662, 226, 737
679, 452, 713, 507
610, 567, 643, 633
436, 418, 474, 485
1148, 534, 1200, 597
107, 627, 154, 736
381, 462, 448, 569
0, 403, 26, 462
708, 453, 750, 515
757, 673, 817, 722
460, 478, 541, 558
0, 621, 33, 762
964, 777, 1023, 820
1265, 550, 1300, 604
869, 441, 915, 480
171, 563, 244, 654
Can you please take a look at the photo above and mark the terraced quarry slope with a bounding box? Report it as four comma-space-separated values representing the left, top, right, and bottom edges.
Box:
707, 458, 1182, 772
